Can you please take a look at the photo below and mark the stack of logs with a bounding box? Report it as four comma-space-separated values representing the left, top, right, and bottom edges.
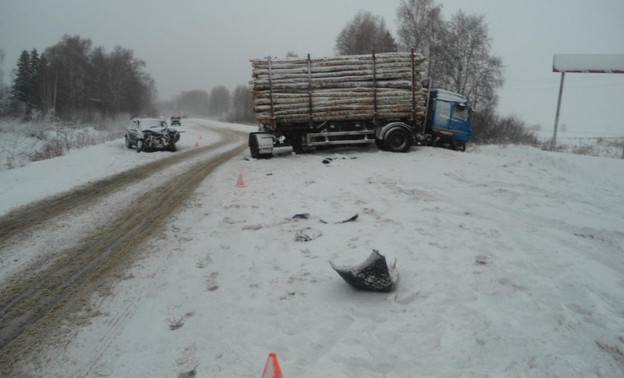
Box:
250, 51, 428, 126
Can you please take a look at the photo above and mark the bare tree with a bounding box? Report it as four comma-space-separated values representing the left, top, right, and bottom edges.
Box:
434, 11, 504, 111
207, 86, 231, 117
396, 0, 445, 82
175, 90, 209, 117
44, 35, 93, 119
88, 46, 149, 116
397, 3, 503, 110
335, 11, 397, 55
229, 85, 254, 123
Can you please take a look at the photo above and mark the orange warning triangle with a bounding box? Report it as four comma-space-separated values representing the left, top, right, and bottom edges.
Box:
235, 173, 246, 187
261, 353, 283, 378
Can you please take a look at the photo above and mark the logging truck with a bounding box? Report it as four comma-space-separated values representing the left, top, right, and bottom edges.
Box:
248, 51, 473, 158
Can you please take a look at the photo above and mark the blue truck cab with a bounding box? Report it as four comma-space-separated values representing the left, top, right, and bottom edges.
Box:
427, 89, 473, 151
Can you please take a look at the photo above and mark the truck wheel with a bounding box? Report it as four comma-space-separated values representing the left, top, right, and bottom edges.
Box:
454, 141, 466, 152
249, 133, 262, 158
291, 138, 303, 154
375, 138, 385, 150
384, 128, 411, 152
249, 143, 260, 158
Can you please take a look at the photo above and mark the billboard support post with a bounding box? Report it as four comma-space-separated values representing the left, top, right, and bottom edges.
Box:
551, 72, 565, 151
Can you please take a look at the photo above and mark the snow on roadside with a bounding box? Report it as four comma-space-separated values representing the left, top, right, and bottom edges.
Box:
2, 121, 624, 377
0, 119, 255, 215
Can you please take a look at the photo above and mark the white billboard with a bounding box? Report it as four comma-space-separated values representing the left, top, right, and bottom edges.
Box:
553, 54, 624, 73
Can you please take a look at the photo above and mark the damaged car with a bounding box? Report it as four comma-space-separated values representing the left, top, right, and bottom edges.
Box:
125, 118, 181, 153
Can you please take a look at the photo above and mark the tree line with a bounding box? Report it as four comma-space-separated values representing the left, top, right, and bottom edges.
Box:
8, 35, 155, 120
2, 1, 537, 144
156, 85, 254, 124
334, 0, 536, 144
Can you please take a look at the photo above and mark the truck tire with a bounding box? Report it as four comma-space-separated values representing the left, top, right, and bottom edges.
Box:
375, 138, 385, 150
291, 137, 303, 154
249, 134, 261, 159
383, 128, 411, 152
249, 132, 271, 159
454, 141, 466, 152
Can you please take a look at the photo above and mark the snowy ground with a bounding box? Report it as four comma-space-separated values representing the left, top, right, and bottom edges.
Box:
534, 129, 624, 159
1, 119, 624, 377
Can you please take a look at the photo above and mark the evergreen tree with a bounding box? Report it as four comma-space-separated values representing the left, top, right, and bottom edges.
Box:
28, 49, 42, 111
11, 50, 32, 110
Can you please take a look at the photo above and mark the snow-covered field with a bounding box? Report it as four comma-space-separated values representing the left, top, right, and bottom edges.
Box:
1, 119, 623, 377
534, 129, 624, 159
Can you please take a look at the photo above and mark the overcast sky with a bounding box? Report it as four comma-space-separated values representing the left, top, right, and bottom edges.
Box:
1, 0, 623, 136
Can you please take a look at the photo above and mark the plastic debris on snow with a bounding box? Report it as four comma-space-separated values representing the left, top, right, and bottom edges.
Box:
330, 250, 399, 292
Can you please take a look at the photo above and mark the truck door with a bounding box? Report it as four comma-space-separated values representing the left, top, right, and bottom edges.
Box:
431, 99, 452, 135
431, 100, 472, 142
449, 103, 472, 142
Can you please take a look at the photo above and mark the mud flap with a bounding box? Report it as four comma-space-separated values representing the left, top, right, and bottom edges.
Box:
330, 250, 399, 292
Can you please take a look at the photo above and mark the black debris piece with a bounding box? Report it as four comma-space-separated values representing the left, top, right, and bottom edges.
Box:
320, 213, 358, 224
339, 214, 358, 223
292, 213, 310, 219
330, 250, 399, 292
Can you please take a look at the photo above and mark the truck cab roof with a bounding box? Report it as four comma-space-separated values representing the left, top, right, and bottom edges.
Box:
430, 89, 469, 105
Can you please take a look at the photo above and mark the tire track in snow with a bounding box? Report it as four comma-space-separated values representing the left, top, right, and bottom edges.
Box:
0, 127, 237, 243
0, 129, 247, 375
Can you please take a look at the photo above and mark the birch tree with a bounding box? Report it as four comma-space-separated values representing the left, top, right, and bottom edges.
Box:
397, 3, 503, 110
396, 0, 445, 82
434, 11, 503, 110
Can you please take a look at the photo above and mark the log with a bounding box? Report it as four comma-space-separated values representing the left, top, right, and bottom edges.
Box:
250, 51, 427, 125
253, 93, 426, 107
255, 110, 426, 124
250, 52, 425, 69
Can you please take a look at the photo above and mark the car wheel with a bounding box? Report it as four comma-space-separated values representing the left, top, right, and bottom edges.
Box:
125, 135, 133, 149
136, 139, 143, 153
